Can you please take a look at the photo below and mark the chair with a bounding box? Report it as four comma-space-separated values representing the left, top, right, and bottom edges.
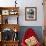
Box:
21, 28, 41, 46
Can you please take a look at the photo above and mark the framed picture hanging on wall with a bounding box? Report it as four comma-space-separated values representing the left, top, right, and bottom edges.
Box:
25, 7, 37, 21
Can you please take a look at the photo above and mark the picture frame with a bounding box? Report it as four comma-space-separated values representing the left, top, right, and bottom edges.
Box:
25, 7, 37, 21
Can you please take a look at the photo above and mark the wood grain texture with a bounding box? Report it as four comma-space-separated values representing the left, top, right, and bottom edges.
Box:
0, 24, 20, 32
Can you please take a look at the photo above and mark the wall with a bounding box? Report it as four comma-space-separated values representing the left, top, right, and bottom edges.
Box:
0, 0, 44, 26
18, 0, 44, 26
0, 0, 44, 45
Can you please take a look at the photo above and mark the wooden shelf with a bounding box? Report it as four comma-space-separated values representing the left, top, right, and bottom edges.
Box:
0, 24, 20, 32
2, 40, 19, 42
0, 7, 19, 16
1, 40, 19, 46
0, 7, 20, 46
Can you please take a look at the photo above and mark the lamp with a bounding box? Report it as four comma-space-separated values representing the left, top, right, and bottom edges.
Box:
15, 0, 17, 7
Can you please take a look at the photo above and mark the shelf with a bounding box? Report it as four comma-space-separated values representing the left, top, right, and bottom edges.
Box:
2, 40, 19, 43
0, 7, 20, 46
0, 7, 19, 16
0, 24, 20, 32
0, 7, 19, 24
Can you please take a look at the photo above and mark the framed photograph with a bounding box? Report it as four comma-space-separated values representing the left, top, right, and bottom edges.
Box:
25, 7, 37, 21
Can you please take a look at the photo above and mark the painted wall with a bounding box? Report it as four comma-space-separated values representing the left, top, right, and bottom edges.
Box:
0, 0, 44, 26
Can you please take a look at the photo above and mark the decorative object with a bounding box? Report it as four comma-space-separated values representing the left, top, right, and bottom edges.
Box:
2, 10, 9, 15
2, 28, 13, 41
13, 32, 18, 41
9, 10, 18, 15
9, 10, 15, 15
25, 7, 37, 21
2, 28, 19, 41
